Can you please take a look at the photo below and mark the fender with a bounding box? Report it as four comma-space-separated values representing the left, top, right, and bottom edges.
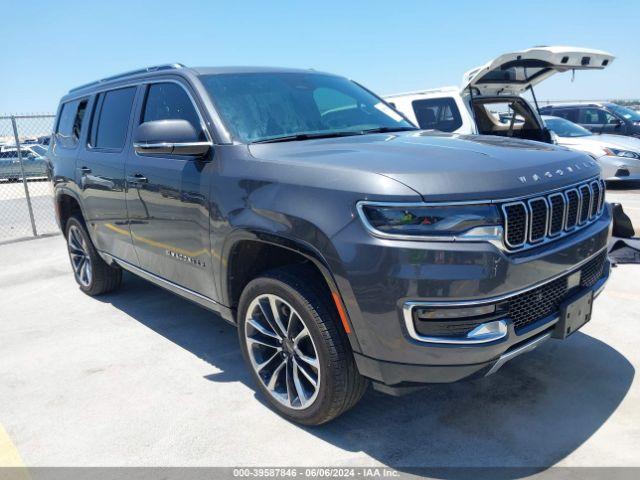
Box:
219, 228, 362, 352
53, 186, 88, 230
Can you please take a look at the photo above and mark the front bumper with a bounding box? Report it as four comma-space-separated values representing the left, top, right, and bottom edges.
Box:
597, 154, 640, 181
353, 258, 610, 387
334, 205, 612, 387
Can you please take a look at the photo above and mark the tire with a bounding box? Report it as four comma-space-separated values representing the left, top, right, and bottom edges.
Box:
65, 214, 122, 296
238, 266, 368, 425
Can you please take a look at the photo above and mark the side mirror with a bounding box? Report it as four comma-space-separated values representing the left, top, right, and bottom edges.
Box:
133, 119, 211, 156
609, 118, 623, 126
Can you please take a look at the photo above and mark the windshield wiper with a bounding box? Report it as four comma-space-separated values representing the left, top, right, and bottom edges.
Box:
251, 131, 364, 144
359, 126, 419, 134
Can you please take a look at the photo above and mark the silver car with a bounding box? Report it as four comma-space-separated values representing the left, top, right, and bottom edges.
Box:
544, 115, 640, 181
0, 146, 48, 181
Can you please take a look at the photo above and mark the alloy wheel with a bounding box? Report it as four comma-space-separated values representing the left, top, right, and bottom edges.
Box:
67, 225, 92, 287
244, 294, 321, 410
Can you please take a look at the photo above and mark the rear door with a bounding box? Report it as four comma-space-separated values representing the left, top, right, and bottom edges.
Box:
77, 86, 138, 264
125, 80, 215, 298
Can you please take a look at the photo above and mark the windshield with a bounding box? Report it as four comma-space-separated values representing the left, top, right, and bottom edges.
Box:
607, 104, 640, 122
200, 72, 415, 143
29, 145, 47, 156
544, 116, 592, 137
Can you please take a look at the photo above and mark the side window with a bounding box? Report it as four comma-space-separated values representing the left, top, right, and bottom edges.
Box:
553, 108, 579, 123
142, 83, 204, 138
89, 87, 137, 150
412, 98, 462, 132
55, 99, 88, 148
579, 108, 615, 125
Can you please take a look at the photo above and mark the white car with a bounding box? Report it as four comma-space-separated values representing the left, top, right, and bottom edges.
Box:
386, 46, 615, 144
543, 115, 640, 181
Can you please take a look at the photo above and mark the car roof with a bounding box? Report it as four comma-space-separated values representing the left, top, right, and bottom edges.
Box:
541, 102, 607, 108
190, 66, 336, 76
63, 64, 340, 101
385, 86, 459, 99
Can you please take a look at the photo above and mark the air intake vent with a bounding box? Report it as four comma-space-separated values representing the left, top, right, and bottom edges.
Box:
501, 178, 605, 251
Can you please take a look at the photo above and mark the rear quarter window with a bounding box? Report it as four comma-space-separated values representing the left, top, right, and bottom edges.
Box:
412, 97, 462, 132
55, 99, 88, 149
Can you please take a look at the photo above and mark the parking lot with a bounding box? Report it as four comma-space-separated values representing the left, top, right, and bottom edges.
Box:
0, 189, 638, 472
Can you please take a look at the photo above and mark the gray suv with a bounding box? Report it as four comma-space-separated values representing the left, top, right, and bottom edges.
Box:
540, 102, 640, 138
50, 64, 612, 425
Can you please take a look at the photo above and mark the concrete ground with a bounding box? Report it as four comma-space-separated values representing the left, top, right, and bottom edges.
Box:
0, 193, 639, 474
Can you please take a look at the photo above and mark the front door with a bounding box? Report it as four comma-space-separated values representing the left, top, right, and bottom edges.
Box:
579, 107, 624, 135
125, 80, 215, 298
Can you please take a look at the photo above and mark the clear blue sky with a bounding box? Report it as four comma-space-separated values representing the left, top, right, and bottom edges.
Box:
3, 0, 639, 113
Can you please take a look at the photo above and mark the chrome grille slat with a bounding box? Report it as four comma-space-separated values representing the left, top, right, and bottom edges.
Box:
548, 193, 566, 236
598, 179, 606, 213
502, 201, 528, 248
527, 197, 548, 243
578, 184, 592, 224
590, 180, 601, 218
502, 177, 605, 251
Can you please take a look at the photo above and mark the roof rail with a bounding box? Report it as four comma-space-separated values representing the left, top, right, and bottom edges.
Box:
69, 63, 186, 93
385, 86, 459, 98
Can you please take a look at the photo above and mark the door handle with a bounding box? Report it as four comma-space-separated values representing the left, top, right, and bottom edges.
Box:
79, 166, 92, 174
127, 174, 148, 184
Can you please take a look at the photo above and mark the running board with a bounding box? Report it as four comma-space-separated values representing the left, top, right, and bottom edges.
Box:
100, 252, 235, 324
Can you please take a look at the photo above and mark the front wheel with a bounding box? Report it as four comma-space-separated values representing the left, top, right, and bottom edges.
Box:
238, 267, 368, 425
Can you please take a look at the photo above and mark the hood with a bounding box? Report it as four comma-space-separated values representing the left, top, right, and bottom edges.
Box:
248, 131, 600, 202
558, 133, 640, 157
462, 46, 614, 96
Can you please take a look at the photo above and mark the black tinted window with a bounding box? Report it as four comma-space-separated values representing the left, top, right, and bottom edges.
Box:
55, 99, 88, 148
552, 108, 579, 123
412, 98, 462, 132
142, 83, 203, 137
90, 87, 136, 149
579, 108, 616, 125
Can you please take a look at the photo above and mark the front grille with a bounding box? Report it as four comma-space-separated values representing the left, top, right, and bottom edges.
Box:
506, 251, 607, 331
501, 178, 605, 250
410, 251, 608, 338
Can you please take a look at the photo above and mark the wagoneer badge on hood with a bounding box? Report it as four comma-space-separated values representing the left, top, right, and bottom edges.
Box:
518, 159, 598, 184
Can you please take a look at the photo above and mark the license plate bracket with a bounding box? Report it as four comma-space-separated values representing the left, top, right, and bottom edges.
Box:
553, 289, 593, 339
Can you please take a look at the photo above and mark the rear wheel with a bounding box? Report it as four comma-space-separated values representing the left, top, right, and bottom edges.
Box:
65, 215, 122, 295
238, 267, 368, 425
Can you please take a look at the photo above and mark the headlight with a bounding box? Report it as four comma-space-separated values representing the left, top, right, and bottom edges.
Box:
357, 202, 502, 239
603, 147, 640, 159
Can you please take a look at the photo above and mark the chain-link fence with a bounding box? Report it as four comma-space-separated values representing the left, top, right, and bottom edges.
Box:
0, 114, 57, 243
